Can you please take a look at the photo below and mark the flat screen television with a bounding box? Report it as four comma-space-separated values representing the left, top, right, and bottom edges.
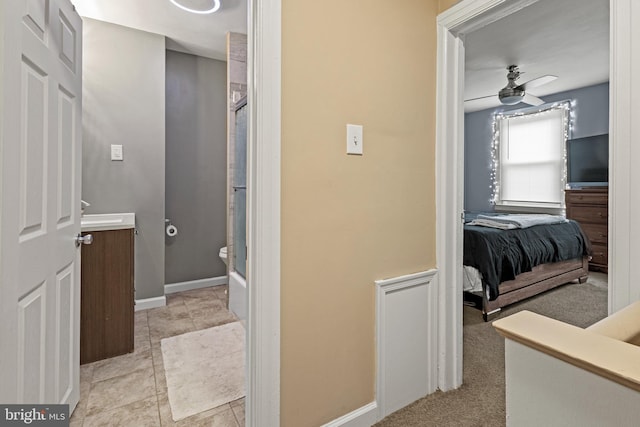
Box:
566, 133, 609, 188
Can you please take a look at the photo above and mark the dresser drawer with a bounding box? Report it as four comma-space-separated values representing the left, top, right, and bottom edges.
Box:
590, 243, 608, 266
581, 223, 608, 245
565, 191, 608, 206
568, 205, 607, 224
566, 189, 608, 271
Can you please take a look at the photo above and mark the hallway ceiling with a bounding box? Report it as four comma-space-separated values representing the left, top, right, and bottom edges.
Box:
72, 0, 247, 60
464, 0, 609, 112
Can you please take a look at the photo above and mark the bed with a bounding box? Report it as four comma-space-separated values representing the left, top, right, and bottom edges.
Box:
463, 214, 591, 321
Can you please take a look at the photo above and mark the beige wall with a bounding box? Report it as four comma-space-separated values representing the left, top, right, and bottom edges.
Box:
281, 1, 439, 425
439, 0, 461, 13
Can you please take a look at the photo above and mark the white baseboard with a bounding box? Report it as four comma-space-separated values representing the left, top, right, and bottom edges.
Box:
135, 276, 227, 312
321, 402, 378, 427
375, 269, 439, 421
135, 295, 166, 311
164, 275, 228, 294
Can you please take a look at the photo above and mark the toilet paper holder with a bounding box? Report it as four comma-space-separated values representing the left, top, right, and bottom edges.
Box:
165, 219, 178, 237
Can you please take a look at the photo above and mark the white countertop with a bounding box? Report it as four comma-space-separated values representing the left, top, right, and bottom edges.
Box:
81, 213, 136, 232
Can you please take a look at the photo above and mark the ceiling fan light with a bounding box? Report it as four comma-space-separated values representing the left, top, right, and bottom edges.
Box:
499, 87, 525, 105
500, 95, 524, 105
169, 0, 221, 14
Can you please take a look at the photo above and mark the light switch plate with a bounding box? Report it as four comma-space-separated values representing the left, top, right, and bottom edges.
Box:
111, 144, 123, 161
347, 124, 363, 155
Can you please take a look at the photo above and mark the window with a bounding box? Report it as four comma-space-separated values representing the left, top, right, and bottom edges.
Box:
492, 102, 570, 211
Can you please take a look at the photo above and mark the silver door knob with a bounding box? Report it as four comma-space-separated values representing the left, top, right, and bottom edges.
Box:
76, 233, 93, 247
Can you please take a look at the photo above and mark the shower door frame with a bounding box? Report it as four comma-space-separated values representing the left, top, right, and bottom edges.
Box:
231, 96, 248, 278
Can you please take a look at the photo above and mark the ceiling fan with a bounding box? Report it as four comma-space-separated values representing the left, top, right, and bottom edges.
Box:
465, 65, 557, 108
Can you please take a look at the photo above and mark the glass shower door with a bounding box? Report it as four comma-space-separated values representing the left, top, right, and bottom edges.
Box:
233, 98, 247, 278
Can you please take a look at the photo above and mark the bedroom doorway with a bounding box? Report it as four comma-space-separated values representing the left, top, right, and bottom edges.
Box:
460, 0, 609, 320
434, 0, 630, 390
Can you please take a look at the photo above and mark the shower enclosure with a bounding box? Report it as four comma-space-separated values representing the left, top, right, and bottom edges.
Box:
233, 98, 247, 277
228, 96, 247, 319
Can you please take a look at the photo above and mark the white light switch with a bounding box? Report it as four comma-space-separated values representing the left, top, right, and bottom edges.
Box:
347, 124, 363, 155
111, 144, 123, 161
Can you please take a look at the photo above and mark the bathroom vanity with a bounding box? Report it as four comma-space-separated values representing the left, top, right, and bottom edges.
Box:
80, 213, 135, 364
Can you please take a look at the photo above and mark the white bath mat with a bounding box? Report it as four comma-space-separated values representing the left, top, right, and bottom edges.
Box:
161, 322, 245, 421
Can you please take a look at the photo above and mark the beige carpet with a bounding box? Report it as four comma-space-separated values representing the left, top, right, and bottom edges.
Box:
161, 321, 245, 421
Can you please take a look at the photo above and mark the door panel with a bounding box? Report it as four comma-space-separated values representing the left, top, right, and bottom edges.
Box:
1, 0, 82, 410
57, 87, 74, 225
17, 283, 47, 403
56, 264, 74, 402
58, 11, 78, 72
20, 58, 48, 239
23, 0, 47, 41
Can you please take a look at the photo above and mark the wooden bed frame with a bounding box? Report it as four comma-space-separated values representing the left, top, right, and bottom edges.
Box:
464, 256, 590, 321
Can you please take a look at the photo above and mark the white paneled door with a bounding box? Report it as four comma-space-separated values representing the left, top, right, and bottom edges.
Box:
0, 0, 82, 410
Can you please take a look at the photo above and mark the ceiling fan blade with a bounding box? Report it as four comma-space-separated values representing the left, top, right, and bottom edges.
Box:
464, 95, 499, 111
517, 75, 557, 91
464, 95, 500, 112
464, 94, 496, 102
522, 93, 544, 106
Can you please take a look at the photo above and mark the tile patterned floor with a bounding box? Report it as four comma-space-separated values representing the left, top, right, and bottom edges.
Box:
71, 285, 245, 426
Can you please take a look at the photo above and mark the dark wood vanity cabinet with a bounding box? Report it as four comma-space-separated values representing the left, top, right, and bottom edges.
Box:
80, 228, 134, 364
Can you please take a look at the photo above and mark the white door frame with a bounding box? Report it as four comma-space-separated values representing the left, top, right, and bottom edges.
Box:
608, 0, 640, 313
435, 0, 546, 392
246, 0, 281, 426
436, 0, 633, 390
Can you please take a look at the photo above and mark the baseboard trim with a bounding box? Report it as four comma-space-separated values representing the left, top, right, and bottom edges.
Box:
164, 275, 228, 294
320, 402, 378, 427
135, 295, 166, 311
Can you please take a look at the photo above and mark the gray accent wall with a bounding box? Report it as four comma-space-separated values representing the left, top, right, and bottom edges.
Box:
164, 51, 228, 284
82, 19, 166, 300
464, 82, 609, 213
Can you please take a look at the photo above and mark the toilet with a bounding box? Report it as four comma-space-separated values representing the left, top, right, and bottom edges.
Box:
219, 246, 228, 265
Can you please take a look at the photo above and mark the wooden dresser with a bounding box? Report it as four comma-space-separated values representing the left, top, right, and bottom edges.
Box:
565, 188, 608, 273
